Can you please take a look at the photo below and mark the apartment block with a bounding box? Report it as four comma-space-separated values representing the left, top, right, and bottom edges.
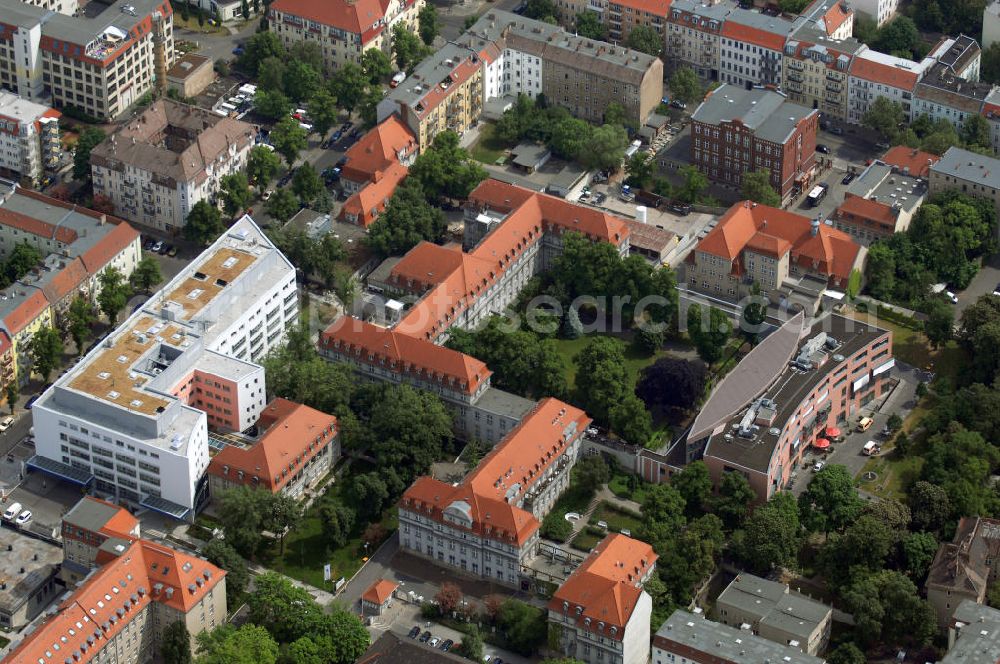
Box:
913, 38, 990, 127
714, 573, 833, 655
5, 536, 227, 664
378, 43, 483, 151
455, 11, 664, 128
0, 91, 60, 186
847, 49, 927, 124
30, 215, 297, 519
548, 534, 656, 664
61, 495, 141, 583
942, 601, 1000, 663
90, 100, 256, 233
398, 397, 589, 586
165, 52, 215, 99
687, 312, 891, 503
268, 0, 423, 73
553, 0, 669, 45
685, 200, 862, 308
0, 182, 141, 388
925, 517, 1000, 628
339, 116, 416, 228
0, 0, 174, 122
783, 28, 860, 122
929, 146, 1000, 211
665, 0, 729, 81
653, 610, 825, 664
206, 397, 339, 501
831, 158, 928, 244
690, 85, 818, 204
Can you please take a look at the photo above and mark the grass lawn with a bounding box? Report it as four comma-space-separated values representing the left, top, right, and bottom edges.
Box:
0, 634, 9, 649
470, 122, 510, 164
854, 450, 925, 501
264, 479, 397, 589
571, 530, 602, 552
608, 473, 651, 505
589, 502, 642, 534
549, 334, 667, 390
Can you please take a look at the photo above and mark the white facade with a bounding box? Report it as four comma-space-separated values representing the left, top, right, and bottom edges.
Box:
31, 215, 297, 518
550, 593, 652, 664
0, 92, 60, 186
848, 50, 925, 123
986, 2, 1000, 49
20, 0, 78, 14
850, 0, 898, 26
719, 37, 783, 89
498, 48, 543, 98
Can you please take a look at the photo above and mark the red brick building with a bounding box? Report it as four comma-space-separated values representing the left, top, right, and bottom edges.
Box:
690, 84, 818, 204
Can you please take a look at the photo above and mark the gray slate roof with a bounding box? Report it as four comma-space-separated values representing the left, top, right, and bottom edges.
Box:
63, 497, 128, 534
716, 573, 832, 642
942, 601, 1000, 664
654, 610, 824, 664
691, 84, 816, 144
0, 0, 166, 48
932, 146, 1000, 190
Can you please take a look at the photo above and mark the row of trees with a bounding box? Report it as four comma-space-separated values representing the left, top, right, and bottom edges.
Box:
866, 191, 996, 311
864, 97, 993, 156
853, 15, 922, 59
625, 155, 712, 205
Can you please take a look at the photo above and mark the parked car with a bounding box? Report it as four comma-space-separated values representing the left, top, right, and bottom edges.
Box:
336, 156, 349, 167
167, 246, 178, 257
408, 626, 421, 639
151, 240, 164, 253
594, 192, 607, 205
2, 502, 22, 520
341, 121, 353, 131
670, 99, 687, 110
994, 282, 1000, 297
419, 631, 432, 643
830, 126, 844, 136
350, 128, 362, 138
24, 394, 39, 409
813, 461, 825, 472
0, 416, 14, 432
816, 144, 831, 154
158, 243, 171, 255
841, 172, 856, 185
332, 130, 343, 142
428, 638, 440, 648
440, 640, 454, 652
262, 190, 274, 201
669, 202, 692, 216
232, 46, 244, 56
143, 238, 156, 251
15, 510, 31, 526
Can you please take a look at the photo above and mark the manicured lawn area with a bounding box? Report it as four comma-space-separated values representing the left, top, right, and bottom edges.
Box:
854, 450, 925, 501
264, 478, 397, 589
589, 502, 642, 534
549, 334, 667, 390
608, 473, 652, 505
571, 530, 602, 552
470, 122, 510, 164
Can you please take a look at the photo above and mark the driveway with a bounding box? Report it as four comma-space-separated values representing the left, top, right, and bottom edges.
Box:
954, 253, 1000, 316
175, 20, 259, 65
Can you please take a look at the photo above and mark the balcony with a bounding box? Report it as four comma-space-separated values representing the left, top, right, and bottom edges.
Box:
787, 59, 804, 71
787, 71, 803, 83
826, 83, 842, 93
786, 80, 803, 93
826, 72, 840, 82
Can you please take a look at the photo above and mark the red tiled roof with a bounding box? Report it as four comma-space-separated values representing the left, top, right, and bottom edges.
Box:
5, 539, 224, 664
607, 0, 671, 17
79, 221, 140, 275
849, 55, 919, 91
549, 534, 657, 640
821, 2, 851, 35
206, 398, 337, 493
88, 496, 141, 540
362, 579, 398, 605
697, 201, 860, 282
320, 318, 492, 395
881, 145, 940, 178
721, 20, 787, 52
0, 206, 78, 244
269, 0, 387, 42
412, 58, 480, 118
341, 116, 416, 185
40, 256, 89, 305
4, 288, 49, 335
340, 161, 409, 228
835, 193, 897, 226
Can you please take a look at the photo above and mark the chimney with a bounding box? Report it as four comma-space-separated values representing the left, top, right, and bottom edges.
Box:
811, 217, 820, 236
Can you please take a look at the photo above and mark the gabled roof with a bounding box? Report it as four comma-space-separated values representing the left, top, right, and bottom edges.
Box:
549, 534, 657, 640
40, 256, 89, 305
607, 0, 671, 16
340, 161, 409, 228
3, 287, 49, 335
849, 50, 921, 90
362, 579, 399, 605
206, 398, 338, 493
927, 517, 1000, 598
341, 116, 416, 185
835, 193, 897, 226
721, 15, 792, 52
269, 0, 388, 41
881, 145, 940, 178
320, 318, 492, 396
696, 201, 860, 282
79, 221, 139, 275
63, 496, 140, 541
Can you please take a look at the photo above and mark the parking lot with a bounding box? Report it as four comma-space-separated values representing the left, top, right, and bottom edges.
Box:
1, 438, 82, 535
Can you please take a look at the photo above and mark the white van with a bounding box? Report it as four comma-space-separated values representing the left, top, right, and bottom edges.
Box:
863, 440, 880, 456
3, 501, 22, 520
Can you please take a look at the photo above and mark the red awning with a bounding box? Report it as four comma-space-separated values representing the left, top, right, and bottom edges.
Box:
813, 438, 831, 450
825, 427, 841, 438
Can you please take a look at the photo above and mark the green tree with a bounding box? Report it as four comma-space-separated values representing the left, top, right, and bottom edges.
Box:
820, 515, 894, 581
253, 89, 292, 119
308, 88, 339, 137
625, 25, 663, 57
219, 172, 254, 217
217, 486, 271, 558
843, 570, 937, 647
97, 267, 132, 327
264, 188, 300, 223
686, 304, 730, 364
777, 0, 810, 12
201, 539, 250, 609
359, 85, 385, 128
561, 306, 583, 339
572, 336, 629, 425
924, 297, 955, 348
409, 130, 487, 200
67, 296, 97, 355
734, 491, 801, 574
865, 242, 897, 300
625, 152, 655, 189
247, 572, 324, 643
669, 67, 702, 104
578, 124, 628, 171
27, 326, 62, 383
827, 643, 866, 664
238, 31, 286, 76
640, 483, 687, 545
873, 16, 919, 57
798, 464, 863, 533
676, 165, 709, 204
496, 600, 547, 655
962, 114, 992, 149
241, 0, 250, 19
575, 11, 604, 38
129, 256, 162, 293
902, 531, 939, 580
365, 180, 446, 256
984, 42, 1000, 84
318, 498, 355, 549
257, 56, 287, 93
183, 200, 226, 246
368, 384, 453, 482
247, 145, 282, 192
264, 492, 302, 554
712, 471, 754, 529
4, 242, 41, 285
458, 628, 485, 662
392, 24, 430, 72
271, 116, 309, 166
162, 621, 192, 664
862, 97, 905, 141
5, 382, 17, 415
740, 169, 781, 206
361, 48, 393, 84
73, 128, 106, 180
195, 624, 278, 664
418, 5, 440, 45
330, 62, 369, 113
523, 0, 557, 20
909, 480, 951, 533
292, 162, 323, 203
671, 461, 713, 516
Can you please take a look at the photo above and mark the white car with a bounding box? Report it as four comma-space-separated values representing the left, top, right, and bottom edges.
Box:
15, 510, 31, 526
428, 638, 440, 648
945, 291, 958, 304
262, 190, 274, 201
813, 461, 825, 472
0, 415, 13, 432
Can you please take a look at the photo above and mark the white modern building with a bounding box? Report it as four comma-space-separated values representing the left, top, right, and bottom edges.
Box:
0, 91, 61, 186
90, 100, 256, 232
849, 0, 898, 26
29, 215, 297, 520
848, 48, 928, 124
0, 0, 174, 122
